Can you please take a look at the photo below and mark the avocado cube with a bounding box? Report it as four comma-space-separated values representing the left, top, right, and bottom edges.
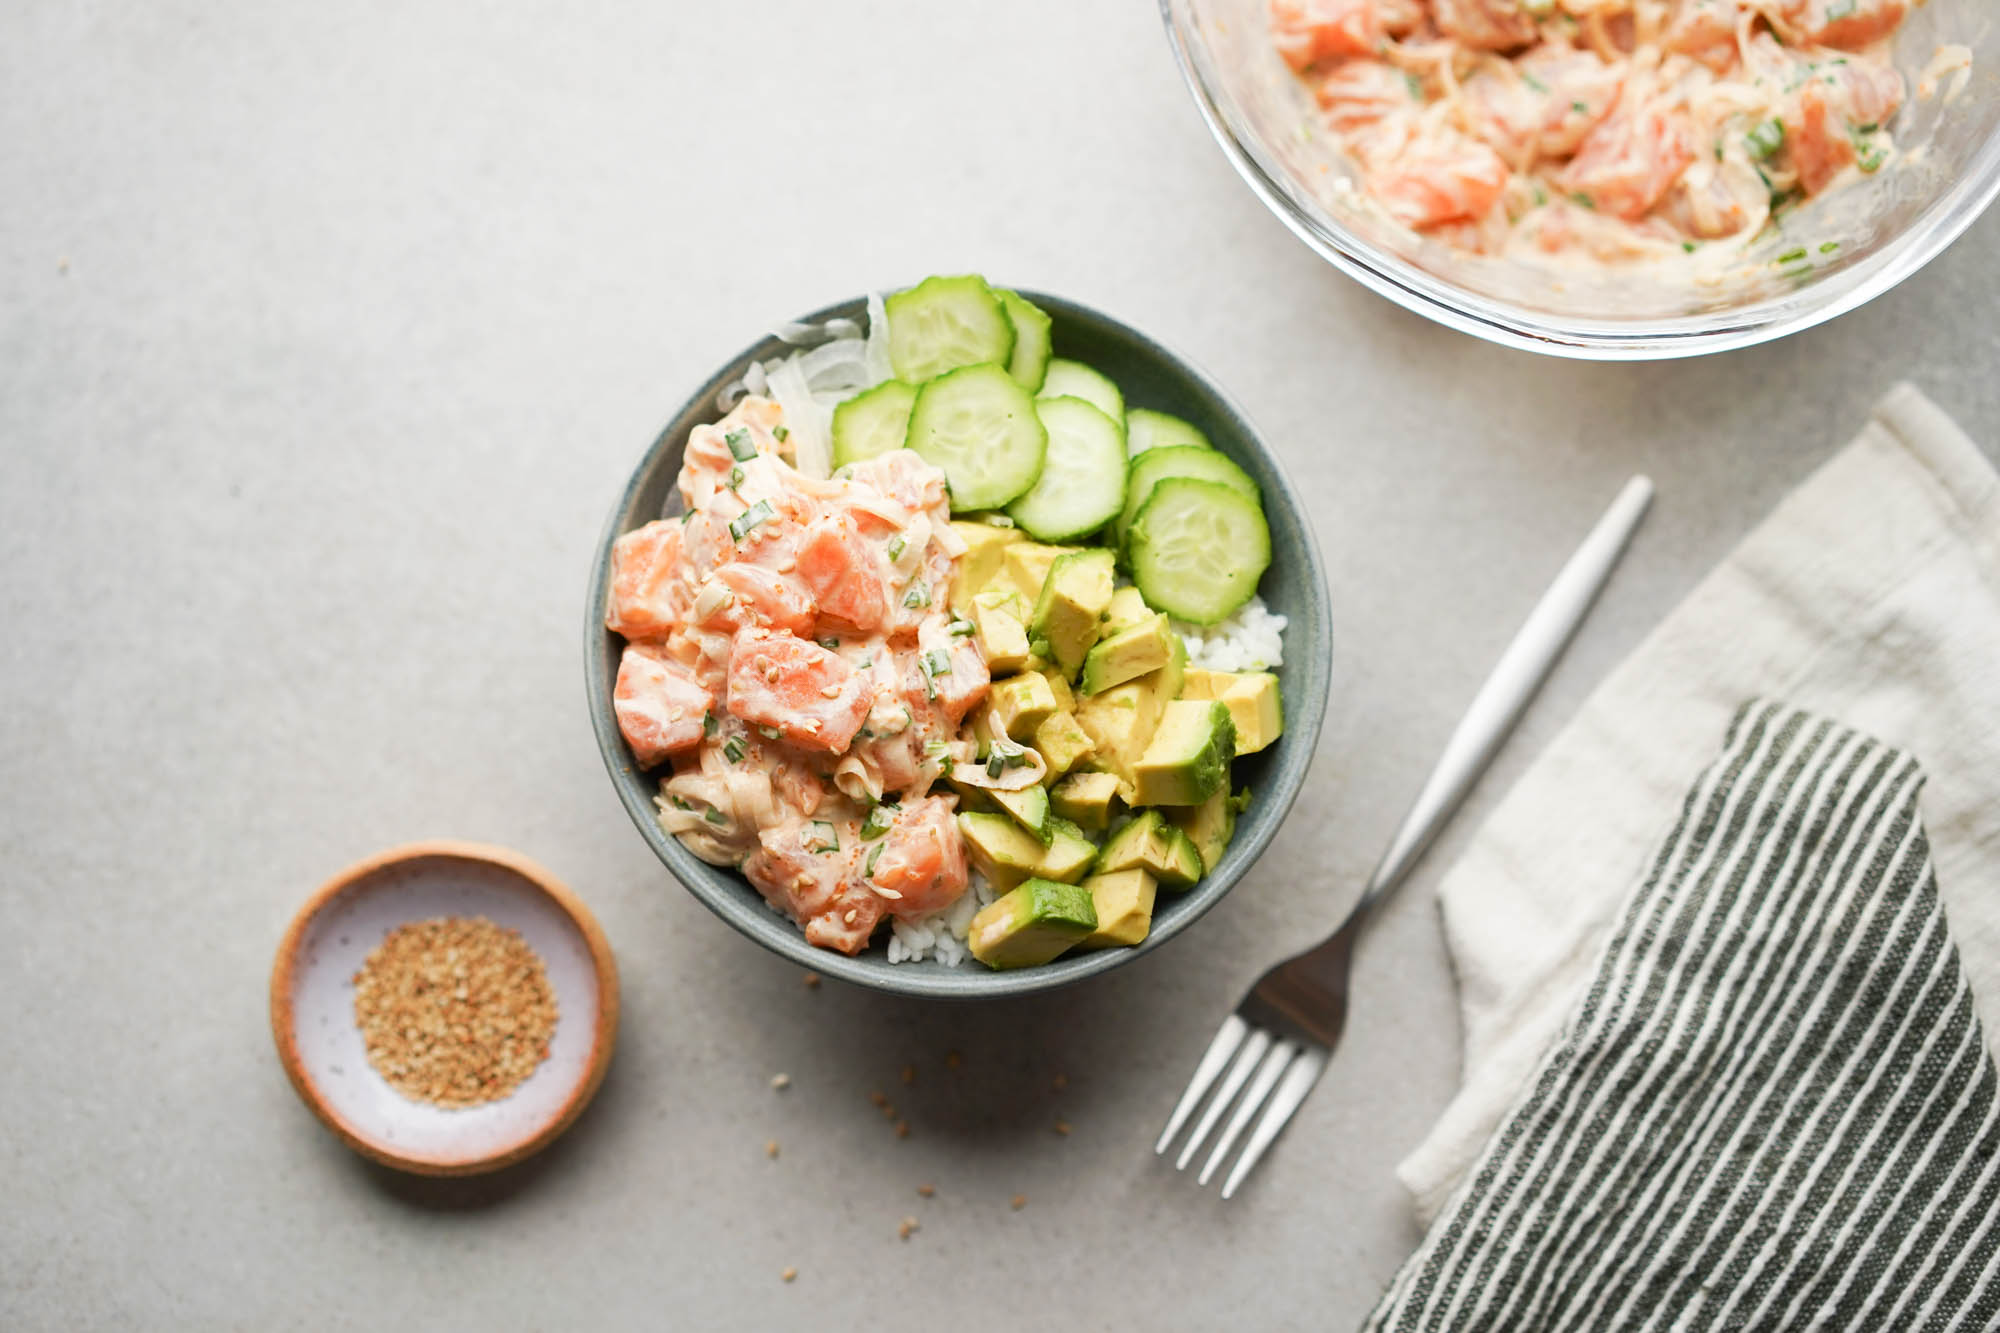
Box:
958, 812, 1049, 892
1040, 668, 1075, 713
950, 521, 1023, 612
970, 594, 1031, 675
1133, 700, 1236, 806
990, 672, 1058, 740
1094, 809, 1171, 875
1029, 549, 1115, 678
1149, 629, 1188, 702
945, 771, 998, 813
991, 783, 1052, 843
1078, 869, 1157, 949
969, 878, 1098, 969
1180, 670, 1282, 754
1038, 818, 1100, 882
1076, 680, 1167, 793
1079, 613, 1175, 696
1101, 585, 1153, 636
1168, 789, 1237, 873
1052, 771, 1122, 831
1033, 709, 1095, 780
1003, 541, 1073, 603
1158, 827, 1204, 889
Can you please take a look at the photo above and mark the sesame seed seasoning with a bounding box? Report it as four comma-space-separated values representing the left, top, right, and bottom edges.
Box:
1011, 1194, 1027, 1211
781, 1267, 797, 1283
771, 1072, 791, 1091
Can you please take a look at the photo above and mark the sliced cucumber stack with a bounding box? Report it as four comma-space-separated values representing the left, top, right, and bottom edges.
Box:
906, 363, 1047, 512
1114, 444, 1258, 550
1127, 477, 1271, 625
830, 380, 917, 467
1005, 396, 1127, 542
1037, 359, 1124, 421
885, 275, 1016, 384
1126, 408, 1211, 456
997, 290, 1053, 393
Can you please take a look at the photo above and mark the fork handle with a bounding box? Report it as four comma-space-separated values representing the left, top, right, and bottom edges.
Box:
1352, 475, 1654, 920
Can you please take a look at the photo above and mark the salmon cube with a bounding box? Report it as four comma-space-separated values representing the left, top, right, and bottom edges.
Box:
1787, 86, 1857, 195
1271, 0, 1381, 71
911, 626, 990, 728
1795, 0, 1905, 50
865, 796, 968, 919
606, 520, 687, 641
725, 629, 872, 752
1314, 60, 1421, 131
1560, 100, 1696, 220
613, 646, 712, 767
708, 563, 817, 638
1433, 0, 1537, 52
796, 515, 888, 630
1369, 135, 1510, 228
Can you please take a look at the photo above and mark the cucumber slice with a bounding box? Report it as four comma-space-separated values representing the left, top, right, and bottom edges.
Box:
906, 364, 1046, 512
1125, 408, 1211, 456
1127, 478, 1271, 625
998, 290, 1053, 393
1005, 396, 1127, 542
884, 275, 1016, 384
830, 380, 917, 467
1114, 444, 1258, 551
1037, 359, 1124, 420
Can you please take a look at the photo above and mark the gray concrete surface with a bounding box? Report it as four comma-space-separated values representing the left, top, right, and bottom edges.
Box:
4, 2, 1998, 1329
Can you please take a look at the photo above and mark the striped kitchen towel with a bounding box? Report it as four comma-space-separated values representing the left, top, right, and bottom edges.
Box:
1364, 700, 2000, 1332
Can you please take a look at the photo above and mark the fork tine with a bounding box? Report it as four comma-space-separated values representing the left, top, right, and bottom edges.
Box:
1155, 1013, 1248, 1155
1198, 1040, 1296, 1185
1220, 1047, 1326, 1199
1176, 1026, 1271, 1170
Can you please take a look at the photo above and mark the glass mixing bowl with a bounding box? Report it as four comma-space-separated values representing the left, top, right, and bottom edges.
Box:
1161, 0, 2000, 358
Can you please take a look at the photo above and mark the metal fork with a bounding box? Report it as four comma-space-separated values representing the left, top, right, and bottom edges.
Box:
1156, 475, 1656, 1198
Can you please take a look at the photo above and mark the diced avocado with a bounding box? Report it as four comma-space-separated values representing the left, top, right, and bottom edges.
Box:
1039, 818, 1100, 882
1102, 585, 1152, 635
1033, 709, 1094, 781
1079, 612, 1175, 696
1029, 549, 1115, 678
1076, 679, 1167, 793
1003, 541, 1072, 603
1133, 699, 1235, 806
969, 878, 1098, 969
1179, 669, 1281, 753
1095, 809, 1171, 875
1169, 789, 1237, 873
1158, 827, 1204, 889
989, 672, 1058, 739
1078, 869, 1157, 949
959, 812, 1048, 892
991, 782, 1052, 843
1040, 668, 1075, 713
958, 811, 1094, 892
1052, 771, 1122, 830
950, 521, 1022, 611
1149, 628, 1188, 702
969, 593, 1031, 675
944, 777, 996, 813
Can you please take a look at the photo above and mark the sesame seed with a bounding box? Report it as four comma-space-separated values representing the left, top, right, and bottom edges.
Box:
771, 1073, 791, 1091
900, 1064, 916, 1086
766, 1140, 780, 1159
898, 1217, 919, 1240
868, 1091, 888, 1108
802, 972, 821, 988
1054, 1121, 1071, 1136
781, 1267, 797, 1283
1011, 1194, 1026, 1211
895, 1120, 910, 1139
820, 684, 841, 699
917, 1184, 935, 1198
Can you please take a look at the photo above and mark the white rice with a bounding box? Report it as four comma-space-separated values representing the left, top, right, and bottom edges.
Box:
1177, 596, 1287, 673
885, 870, 997, 966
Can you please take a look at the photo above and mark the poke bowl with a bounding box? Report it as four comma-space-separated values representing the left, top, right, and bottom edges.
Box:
1162, 0, 2000, 358
584, 283, 1332, 998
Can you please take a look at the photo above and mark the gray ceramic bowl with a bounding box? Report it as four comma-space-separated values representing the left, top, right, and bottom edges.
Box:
585, 291, 1331, 998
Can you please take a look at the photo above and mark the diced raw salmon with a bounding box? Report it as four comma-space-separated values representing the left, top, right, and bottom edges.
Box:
606, 520, 687, 641
796, 515, 888, 630
1517, 46, 1625, 157
1369, 134, 1511, 228
865, 796, 968, 919
709, 563, 817, 637
1271, 0, 1382, 71
1434, 0, 1538, 52
911, 625, 991, 728
1789, 0, 1906, 50
840, 451, 948, 517
1665, 0, 1741, 71
743, 825, 884, 955
1559, 96, 1696, 220
613, 646, 712, 767
1315, 60, 1421, 132
725, 629, 872, 752
1787, 84, 1857, 194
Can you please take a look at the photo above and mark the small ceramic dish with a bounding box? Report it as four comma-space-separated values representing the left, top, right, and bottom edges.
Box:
269, 841, 619, 1176
584, 290, 1333, 999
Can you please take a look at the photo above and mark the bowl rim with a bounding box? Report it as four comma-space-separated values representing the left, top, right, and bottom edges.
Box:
1158, 0, 2000, 361
267, 839, 621, 1176
583, 289, 1332, 999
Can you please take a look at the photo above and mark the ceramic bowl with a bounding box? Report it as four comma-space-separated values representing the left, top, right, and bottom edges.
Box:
585, 291, 1331, 998
269, 841, 619, 1175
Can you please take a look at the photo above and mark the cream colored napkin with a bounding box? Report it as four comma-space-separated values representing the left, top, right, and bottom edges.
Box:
1399, 383, 2000, 1225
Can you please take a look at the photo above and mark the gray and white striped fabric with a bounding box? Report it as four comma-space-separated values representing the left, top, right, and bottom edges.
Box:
1366, 701, 2000, 1332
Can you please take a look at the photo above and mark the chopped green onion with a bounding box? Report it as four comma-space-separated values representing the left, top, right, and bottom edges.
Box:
860, 805, 893, 840
1823, 0, 1854, 18
902, 580, 930, 609
987, 754, 1004, 779
920, 648, 950, 700
1776, 247, 1809, 265
725, 428, 756, 461
1819, 241, 1840, 254
1571, 100, 1589, 114
681, 510, 694, 525
1683, 241, 1698, 253
773, 425, 789, 442
819, 636, 841, 650
728, 499, 774, 541
865, 842, 885, 877
1403, 72, 1424, 100
759, 725, 781, 740
1569, 192, 1596, 210
723, 736, 747, 763
704, 808, 726, 825
1521, 70, 1550, 94
804, 821, 839, 854
947, 618, 976, 636
728, 465, 745, 490
670, 795, 691, 810
887, 534, 906, 561
702, 711, 719, 737
1746, 119, 1785, 161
